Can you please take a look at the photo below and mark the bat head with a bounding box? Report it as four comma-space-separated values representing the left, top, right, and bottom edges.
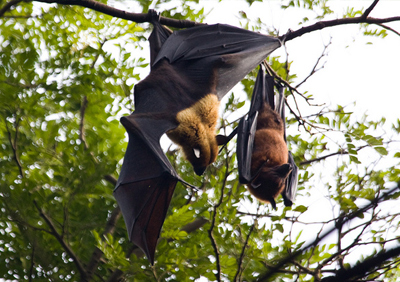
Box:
166, 94, 221, 176
247, 163, 293, 205
181, 134, 219, 176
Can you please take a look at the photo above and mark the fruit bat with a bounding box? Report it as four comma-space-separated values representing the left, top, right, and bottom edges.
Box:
236, 64, 298, 209
113, 18, 281, 264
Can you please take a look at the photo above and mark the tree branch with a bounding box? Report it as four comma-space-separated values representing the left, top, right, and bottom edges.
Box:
282, 16, 400, 42
362, 0, 380, 19
299, 145, 368, 166
106, 217, 208, 282
376, 23, 400, 36
295, 37, 332, 89
321, 245, 400, 282
0, 0, 23, 17
208, 153, 230, 282
33, 201, 88, 281
4, 115, 24, 178
104, 174, 117, 186
24, 0, 400, 37
32, 0, 201, 28
254, 185, 400, 282
86, 206, 121, 281
234, 221, 256, 282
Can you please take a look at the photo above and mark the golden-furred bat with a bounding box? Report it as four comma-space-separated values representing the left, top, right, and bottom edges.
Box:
113, 15, 281, 264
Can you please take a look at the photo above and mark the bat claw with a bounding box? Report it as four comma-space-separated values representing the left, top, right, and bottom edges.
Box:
251, 182, 261, 189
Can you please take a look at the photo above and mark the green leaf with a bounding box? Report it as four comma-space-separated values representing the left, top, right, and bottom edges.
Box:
374, 146, 388, 156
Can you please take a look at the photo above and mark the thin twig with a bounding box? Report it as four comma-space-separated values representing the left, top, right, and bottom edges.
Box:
281, 15, 400, 42
299, 145, 369, 166
33, 200, 88, 281
21, 0, 400, 35
28, 245, 35, 282
296, 37, 332, 88
234, 220, 256, 282
79, 96, 89, 150
104, 174, 117, 186
376, 23, 400, 36
106, 217, 208, 282
208, 152, 230, 282
254, 185, 400, 282
4, 115, 24, 177
86, 206, 122, 281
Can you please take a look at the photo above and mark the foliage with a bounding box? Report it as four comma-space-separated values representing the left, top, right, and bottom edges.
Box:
1, 0, 399, 281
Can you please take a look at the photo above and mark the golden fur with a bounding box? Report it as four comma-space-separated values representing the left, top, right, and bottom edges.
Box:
167, 94, 220, 175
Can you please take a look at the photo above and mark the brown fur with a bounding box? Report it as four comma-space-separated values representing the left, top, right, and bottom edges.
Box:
247, 102, 291, 204
167, 94, 220, 175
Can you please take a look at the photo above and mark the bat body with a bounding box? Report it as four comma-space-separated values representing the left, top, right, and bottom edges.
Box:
247, 102, 292, 207
133, 59, 222, 175
237, 65, 298, 209
114, 18, 281, 264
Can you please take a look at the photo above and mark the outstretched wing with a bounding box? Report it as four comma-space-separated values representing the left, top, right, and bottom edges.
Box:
113, 21, 178, 264
153, 23, 282, 100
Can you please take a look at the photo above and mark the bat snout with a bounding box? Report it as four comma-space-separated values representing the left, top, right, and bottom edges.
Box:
277, 163, 293, 177
194, 166, 206, 176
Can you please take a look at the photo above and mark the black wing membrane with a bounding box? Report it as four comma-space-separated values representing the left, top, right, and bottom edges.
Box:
275, 86, 299, 206
237, 65, 274, 183
114, 22, 282, 264
113, 113, 179, 264
237, 65, 298, 207
153, 23, 281, 100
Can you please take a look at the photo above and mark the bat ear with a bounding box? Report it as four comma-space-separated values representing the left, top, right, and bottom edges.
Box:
216, 134, 231, 146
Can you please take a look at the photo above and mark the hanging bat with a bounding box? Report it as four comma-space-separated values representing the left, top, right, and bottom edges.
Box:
113, 17, 282, 264
236, 64, 298, 209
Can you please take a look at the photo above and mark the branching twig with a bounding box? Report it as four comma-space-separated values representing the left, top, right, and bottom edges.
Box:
86, 206, 121, 281
320, 245, 400, 282
254, 185, 400, 282
281, 15, 400, 42
299, 145, 368, 166
4, 115, 24, 178
296, 37, 332, 88
106, 217, 208, 282
33, 200, 88, 281
208, 152, 230, 282
11, 0, 398, 37
234, 220, 256, 282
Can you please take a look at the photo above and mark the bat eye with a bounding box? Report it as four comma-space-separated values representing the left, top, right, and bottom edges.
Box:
193, 148, 201, 159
